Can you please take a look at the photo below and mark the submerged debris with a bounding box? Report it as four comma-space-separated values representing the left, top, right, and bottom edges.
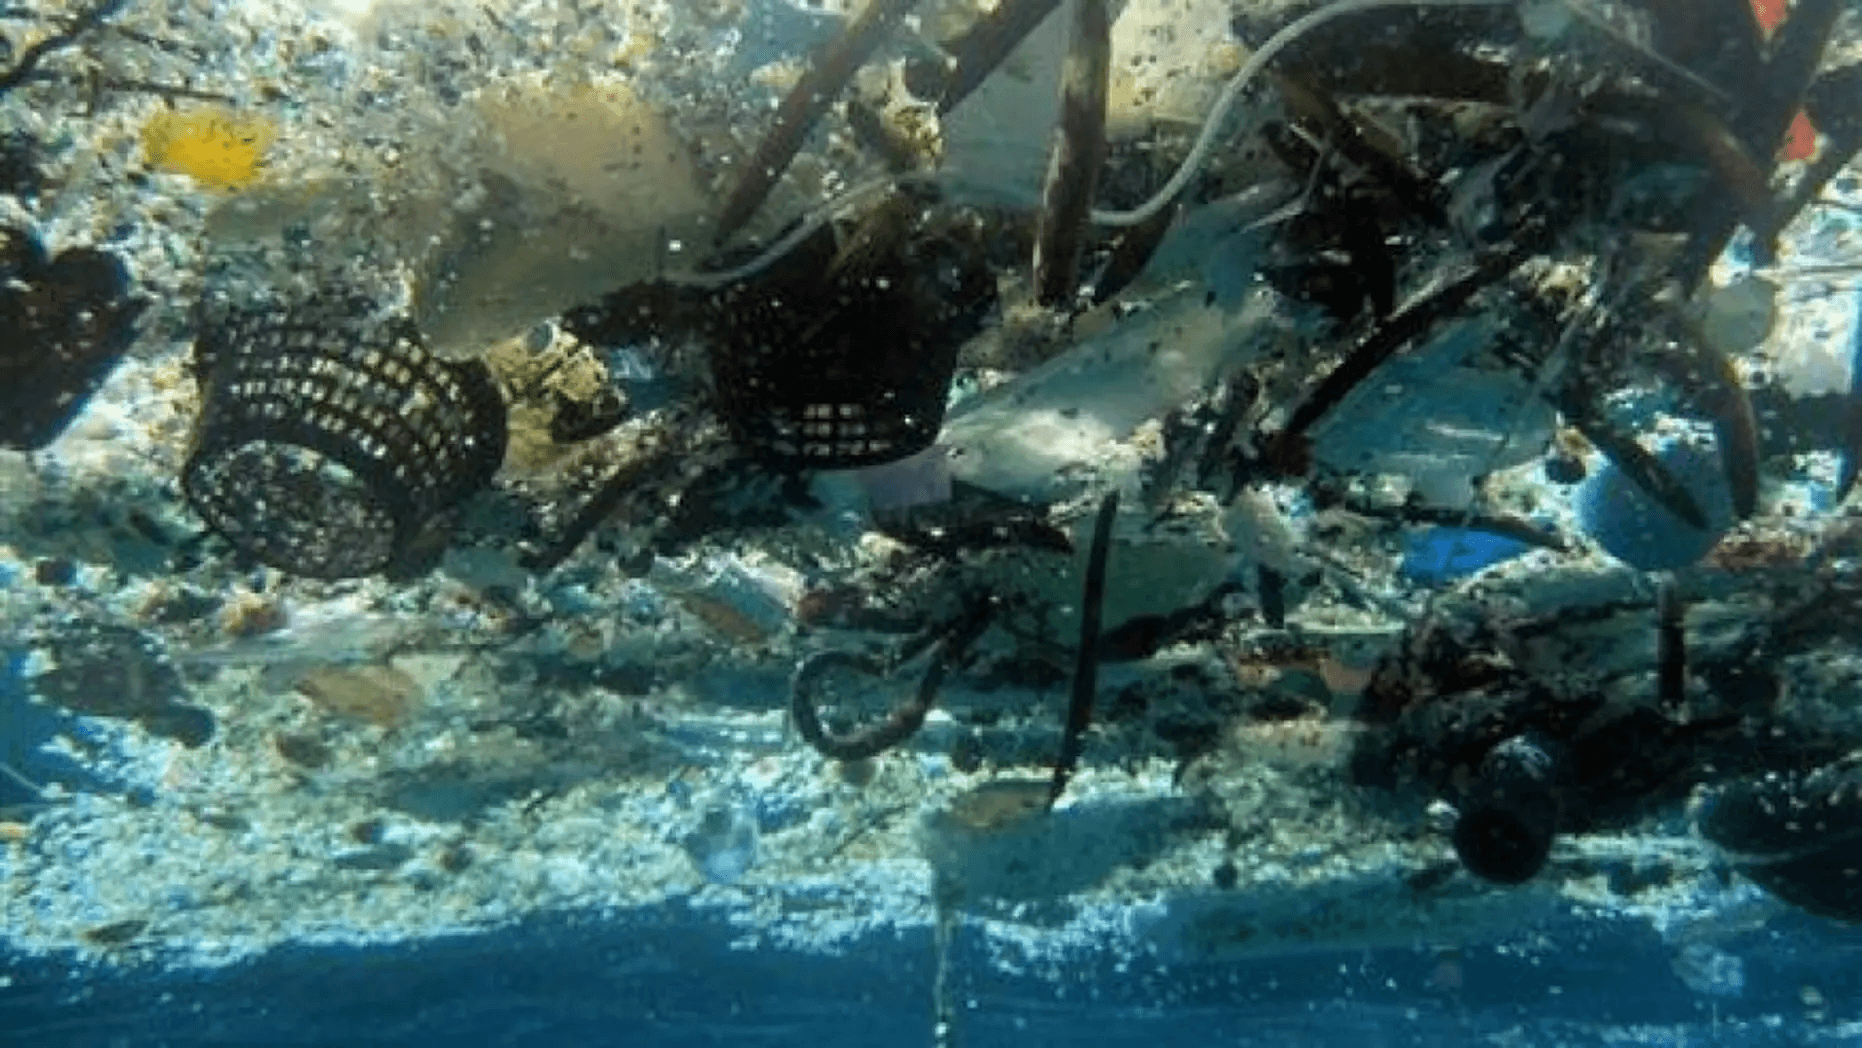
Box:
140, 105, 277, 191
8, 0, 1862, 1010
293, 664, 424, 729
0, 224, 143, 451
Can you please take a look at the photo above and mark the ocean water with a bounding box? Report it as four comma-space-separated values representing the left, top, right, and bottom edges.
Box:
9, 904, 1862, 1046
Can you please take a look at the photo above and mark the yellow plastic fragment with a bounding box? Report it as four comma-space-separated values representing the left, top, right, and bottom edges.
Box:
140, 106, 277, 191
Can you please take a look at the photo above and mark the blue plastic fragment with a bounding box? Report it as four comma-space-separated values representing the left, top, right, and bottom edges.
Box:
1401, 526, 1534, 585
1575, 438, 1734, 572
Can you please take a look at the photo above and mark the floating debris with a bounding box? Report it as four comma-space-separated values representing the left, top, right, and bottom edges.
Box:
293, 665, 424, 729
80, 918, 150, 948
705, 195, 994, 468
1699, 759, 1862, 921
713, 0, 920, 243
1451, 732, 1562, 884
183, 288, 508, 579
791, 601, 993, 762
1575, 438, 1733, 570
939, 779, 1050, 834
681, 803, 759, 885
1048, 490, 1118, 808
140, 106, 277, 191
8, 3, 1862, 1036
0, 224, 143, 451
1028, 0, 1110, 309
415, 76, 716, 357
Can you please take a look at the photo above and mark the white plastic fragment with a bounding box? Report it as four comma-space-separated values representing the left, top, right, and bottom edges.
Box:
649, 552, 804, 641
942, 279, 1284, 502
1309, 316, 1555, 509
412, 75, 717, 358
682, 803, 760, 885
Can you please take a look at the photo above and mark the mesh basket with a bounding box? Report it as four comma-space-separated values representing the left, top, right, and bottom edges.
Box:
706, 208, 991, 470
710, 321, 957, 468
182, 290, 508, 579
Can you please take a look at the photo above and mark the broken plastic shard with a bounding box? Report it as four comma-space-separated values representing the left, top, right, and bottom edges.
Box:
682, 803, 760, 885
412, 76, 717, 359
1309, 315, 1555, 508
648, 552, 802, 642
1401, 526, 1535, 585
942, 266, 1283, 500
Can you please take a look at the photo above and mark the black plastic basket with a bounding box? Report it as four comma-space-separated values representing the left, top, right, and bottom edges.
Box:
182, 289, 507, 579
705, 206, 991, 470
710, 335, 957, 468
0, 223, 143, 451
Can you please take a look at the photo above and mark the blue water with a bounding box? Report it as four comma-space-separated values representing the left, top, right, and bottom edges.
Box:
0, 651, 122, 809
6, 904, 1859, 1047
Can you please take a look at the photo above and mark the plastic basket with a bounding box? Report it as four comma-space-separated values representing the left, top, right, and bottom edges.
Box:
182, 290, 507, 578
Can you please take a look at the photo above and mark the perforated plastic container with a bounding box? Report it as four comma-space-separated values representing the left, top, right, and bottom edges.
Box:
183, 289, 508, 579
705, 209, 991, 470
708, 281, 965, 468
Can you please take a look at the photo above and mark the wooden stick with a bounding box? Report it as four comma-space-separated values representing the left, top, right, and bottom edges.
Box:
1030, 0, 1111, 309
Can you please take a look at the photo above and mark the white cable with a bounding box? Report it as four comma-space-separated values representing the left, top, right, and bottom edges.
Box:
1090, 0, 1519, 228
669, 173, 939, 290
678, 0, 1522, 283
0, 758, 47, 800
